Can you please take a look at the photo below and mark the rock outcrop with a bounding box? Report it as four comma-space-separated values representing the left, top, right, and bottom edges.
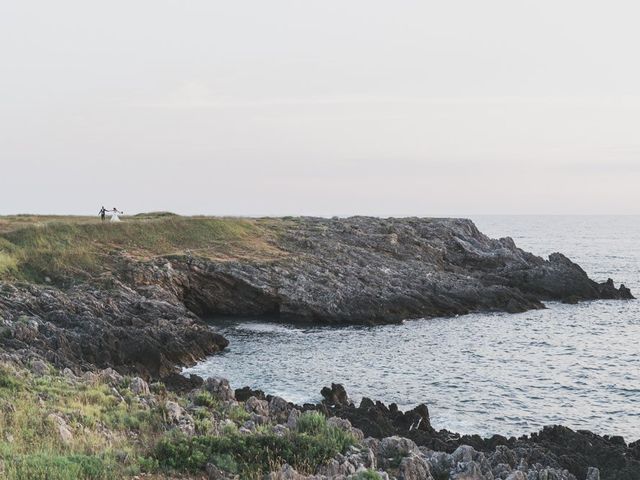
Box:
0, 217, 632, 376
0, 281, 228, 377
155, 217, 633, 324
313, 384, 640, 480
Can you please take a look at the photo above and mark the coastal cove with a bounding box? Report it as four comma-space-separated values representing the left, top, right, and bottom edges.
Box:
185, 216, 640, 441
0, 214, 638, 479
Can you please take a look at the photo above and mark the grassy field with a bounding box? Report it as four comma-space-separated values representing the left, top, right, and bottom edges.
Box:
0, 213, 286, 283
0, 362, 366, 480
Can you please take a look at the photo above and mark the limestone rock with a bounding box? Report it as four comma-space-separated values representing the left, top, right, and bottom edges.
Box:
245, 396, 269, 416
164, 401, 183, 423
30, 359, 49, 376
399, 454, 433, 480
97, 368, 123, 386
287, 408, 301, 429
269, 395, 290, 422
586, 467, 599, 480
48, 413, 73, 446
203, 376, 235, 401
379, 436, 419, 459
130, 377, 149, 395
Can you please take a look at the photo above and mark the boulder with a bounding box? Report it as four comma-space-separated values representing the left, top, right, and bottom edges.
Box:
97, 368, 123, 386
235, 386, 266, 401
450, 460, 485, 480
203, 376, 235, 401
13, 319, 38, 342
245, 396, 269, 416
399, 454, 433, 480
266, 464, 308, 480
586, 468, 599, 480
327, 416, 365, 441
48, 413, 73, 446
130, 377, 149, 395
453, 445, 477, 463
30, 359, 49, 376
272, 424, 289, 437
287, 408, 301, 429
164, 401, 183, 423
424, 451, 454, 477
379, 436, 419, 462
269, 396, 291, 423
505, 471, 526, 480
321, 383, 350, 406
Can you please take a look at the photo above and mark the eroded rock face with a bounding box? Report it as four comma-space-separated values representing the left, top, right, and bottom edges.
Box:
163, 217, 633, 323
0, 217, 632, 378
0, 281, 228, 377
48, 413, 73, 446
203, 376, 235, 402
321, 383, 351, 407
130, 377, 149, 395
314, 385, 640, 480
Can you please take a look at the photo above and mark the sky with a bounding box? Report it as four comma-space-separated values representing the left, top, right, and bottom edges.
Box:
1, 1, 639, 216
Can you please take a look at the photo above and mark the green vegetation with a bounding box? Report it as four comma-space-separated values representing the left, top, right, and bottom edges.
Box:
353, 470, 384, 480
193, 390, 220, 409
155, 411, 356, 478
2, 452, 116, 480
0, 214, 285, 284
0, 363, 359, 479
0, 214, 367, 478
0, 363, 165, 479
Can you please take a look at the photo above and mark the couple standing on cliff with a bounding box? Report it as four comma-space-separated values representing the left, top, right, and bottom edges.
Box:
99, 206, 124, 222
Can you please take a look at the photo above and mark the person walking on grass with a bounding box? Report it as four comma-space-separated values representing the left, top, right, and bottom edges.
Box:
110, 207, 123, 222
99, 206, 107, 221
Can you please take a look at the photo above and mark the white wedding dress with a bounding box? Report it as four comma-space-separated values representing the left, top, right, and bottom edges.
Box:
110, 210, 121, 222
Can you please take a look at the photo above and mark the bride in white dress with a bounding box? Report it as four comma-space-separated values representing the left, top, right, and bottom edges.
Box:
109, 208, 123, 222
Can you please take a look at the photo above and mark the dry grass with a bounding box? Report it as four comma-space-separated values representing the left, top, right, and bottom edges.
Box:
0, 363, 169, 479
0, 213, 287, 283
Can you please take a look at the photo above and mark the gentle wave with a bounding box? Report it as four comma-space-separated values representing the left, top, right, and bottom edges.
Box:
184, 216, 640, 441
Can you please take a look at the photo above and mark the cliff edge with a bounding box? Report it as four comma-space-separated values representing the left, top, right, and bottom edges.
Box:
0, 215, 632, 376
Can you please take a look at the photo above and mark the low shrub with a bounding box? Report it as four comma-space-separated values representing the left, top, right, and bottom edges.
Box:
3, 452, 115, 480
155, 415, 357, 477
296, 411, 327, 435
353, 470, 384, 480
193, 390, 219, 409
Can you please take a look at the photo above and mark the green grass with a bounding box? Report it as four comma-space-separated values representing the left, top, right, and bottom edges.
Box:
193, 390, 220, 409
0, 363, 169, 480
155, 412, 357, 479
295, 411, 327, 435
353, 471, 384, 480
0, 363, 361, 479
0, 215, 284, 284
1, 450, 116, 480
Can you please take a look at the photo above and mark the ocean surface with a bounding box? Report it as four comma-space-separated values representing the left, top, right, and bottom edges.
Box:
184, 216, 640, 441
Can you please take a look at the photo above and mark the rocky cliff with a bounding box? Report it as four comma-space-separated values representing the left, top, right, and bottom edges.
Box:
0, 216, 633, 377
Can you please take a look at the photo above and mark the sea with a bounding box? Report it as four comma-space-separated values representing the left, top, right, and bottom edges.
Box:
184, 216, 640, 441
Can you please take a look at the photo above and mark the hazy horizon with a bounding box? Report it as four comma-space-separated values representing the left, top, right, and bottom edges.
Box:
2, 1, 639, 216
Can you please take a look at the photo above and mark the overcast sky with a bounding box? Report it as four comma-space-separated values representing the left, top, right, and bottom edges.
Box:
1, 1, 639, 216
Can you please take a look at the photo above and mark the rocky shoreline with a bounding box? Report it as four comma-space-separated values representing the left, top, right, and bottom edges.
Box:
224, 382, 640, 480
166, 375, 640, 480
0, 215, 636, 479
0, 217, 633, 377
3, 357, 639, 479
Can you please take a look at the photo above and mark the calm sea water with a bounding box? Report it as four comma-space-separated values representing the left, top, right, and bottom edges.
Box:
184, 216, 640, 441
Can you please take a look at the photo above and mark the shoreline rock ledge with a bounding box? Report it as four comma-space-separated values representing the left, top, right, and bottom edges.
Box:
238, 382, 640, 480
0, 216, 634, 376
148, 217, 634, 324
